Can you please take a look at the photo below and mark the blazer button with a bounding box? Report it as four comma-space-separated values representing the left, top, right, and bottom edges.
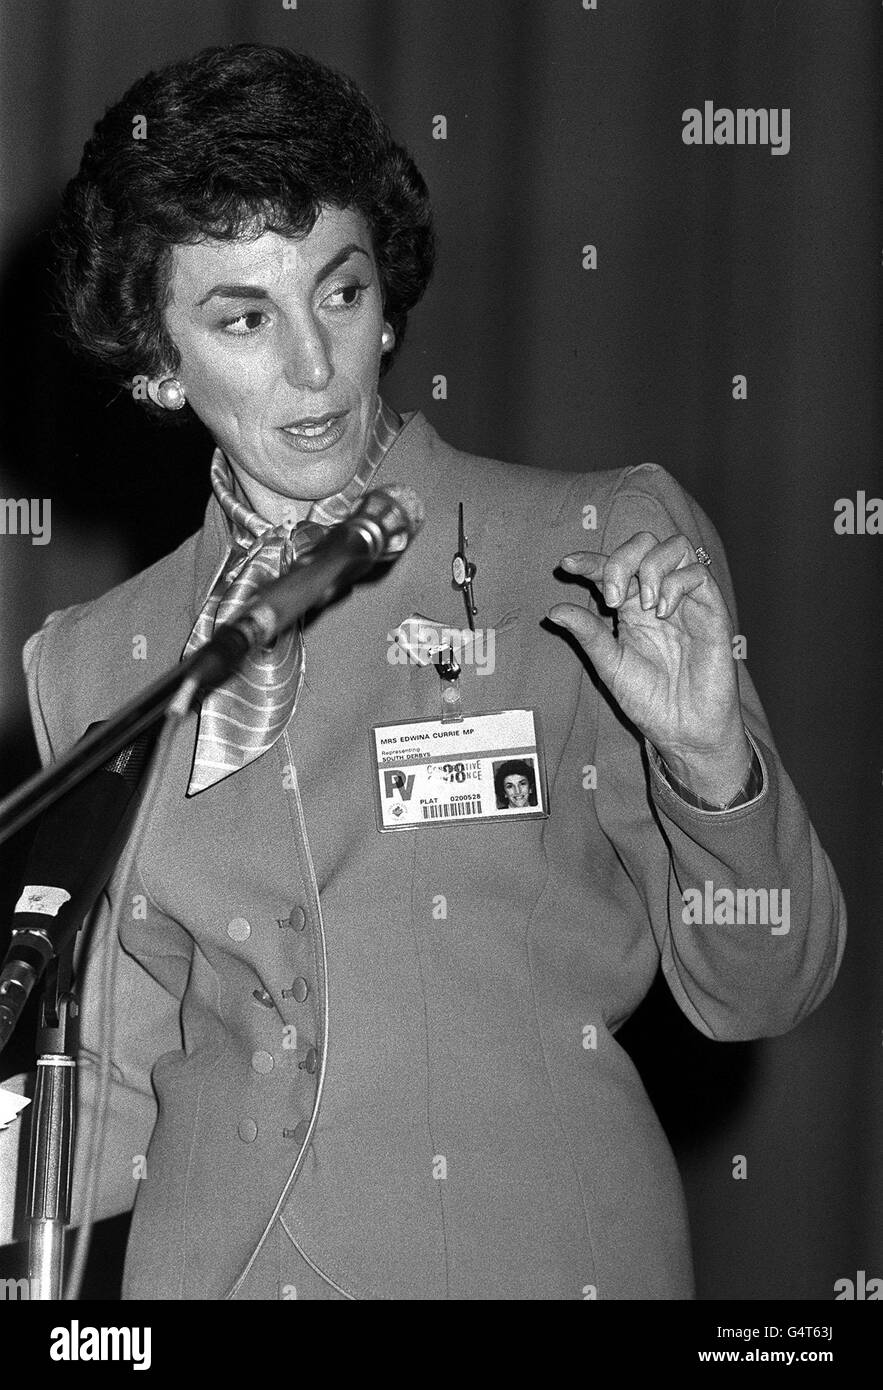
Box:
282, 977, 310, 1002
283, 1120, 310, 1146
287, 906, 307, 931
238, 1117, 258, 1143
251, 1050, 274, 1074
227, 917, 251, 942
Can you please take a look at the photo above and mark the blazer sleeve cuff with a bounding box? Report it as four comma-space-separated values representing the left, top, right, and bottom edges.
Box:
648, 727, 767, 817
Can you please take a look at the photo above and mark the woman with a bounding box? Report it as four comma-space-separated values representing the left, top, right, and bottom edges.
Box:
494, 759, 538, 810
5, 43, 845, 1299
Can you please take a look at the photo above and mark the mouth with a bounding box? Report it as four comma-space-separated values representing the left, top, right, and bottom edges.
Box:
280, 410, 346, 436
278, 410, 350, 452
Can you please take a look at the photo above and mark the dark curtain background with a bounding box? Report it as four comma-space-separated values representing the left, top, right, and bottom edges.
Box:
0, 0, 879, 1300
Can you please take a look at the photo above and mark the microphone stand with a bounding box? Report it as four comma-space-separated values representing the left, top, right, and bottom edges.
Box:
0, 619, 266, 1297
0, 658, 212, 1299
25, 940, 78, 1300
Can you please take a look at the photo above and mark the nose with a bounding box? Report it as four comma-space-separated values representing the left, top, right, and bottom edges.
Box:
281, 314, 333, 392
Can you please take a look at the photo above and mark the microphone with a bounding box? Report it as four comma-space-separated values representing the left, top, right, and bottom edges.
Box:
0, 727, 159, 1055
187, 483, 425, 693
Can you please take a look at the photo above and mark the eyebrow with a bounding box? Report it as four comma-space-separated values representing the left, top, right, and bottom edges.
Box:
194, 243, 372, 307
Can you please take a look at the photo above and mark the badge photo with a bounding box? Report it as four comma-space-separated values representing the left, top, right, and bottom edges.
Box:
371, 708, 550, 831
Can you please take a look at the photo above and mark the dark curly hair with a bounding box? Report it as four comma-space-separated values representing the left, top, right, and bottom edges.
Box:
52, 43, 435, 416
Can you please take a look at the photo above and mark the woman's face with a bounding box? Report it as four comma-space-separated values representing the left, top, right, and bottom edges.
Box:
157, 204, 387, 523
503, 774, 530, 808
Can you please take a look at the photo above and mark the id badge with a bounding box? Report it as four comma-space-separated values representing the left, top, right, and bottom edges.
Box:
371, 709, 550, 831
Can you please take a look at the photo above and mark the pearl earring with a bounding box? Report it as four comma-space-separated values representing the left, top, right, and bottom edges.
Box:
381, 326, 395, 351
156, 377, 186, 410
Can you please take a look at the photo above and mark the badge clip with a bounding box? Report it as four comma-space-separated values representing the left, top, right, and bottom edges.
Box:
434, 647, 463, 723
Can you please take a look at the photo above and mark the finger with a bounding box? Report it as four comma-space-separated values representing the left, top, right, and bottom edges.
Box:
599, 531, 661, 608
636, 533, 696, 610
655, 563, 718, 618
560, 550, 606, 576
546, 602, 623, 687
558, 552, 639, 605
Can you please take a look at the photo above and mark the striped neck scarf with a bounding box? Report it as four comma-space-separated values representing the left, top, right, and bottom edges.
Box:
182, 393, 402, 796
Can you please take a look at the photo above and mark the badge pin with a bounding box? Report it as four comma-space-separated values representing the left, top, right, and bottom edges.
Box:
452, 502, 478, 632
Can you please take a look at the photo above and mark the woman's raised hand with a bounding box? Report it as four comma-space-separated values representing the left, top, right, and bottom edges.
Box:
548, 530, 752, 805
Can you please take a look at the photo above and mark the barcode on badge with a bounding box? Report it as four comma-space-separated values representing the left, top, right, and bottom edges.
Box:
420, 799, 483, 820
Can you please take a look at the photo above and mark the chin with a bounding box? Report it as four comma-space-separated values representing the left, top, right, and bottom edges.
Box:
280, 456, 360, 496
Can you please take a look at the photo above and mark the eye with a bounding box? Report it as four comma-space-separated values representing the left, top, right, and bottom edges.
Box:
323, 281, 368, 310
220, 310, 268, 335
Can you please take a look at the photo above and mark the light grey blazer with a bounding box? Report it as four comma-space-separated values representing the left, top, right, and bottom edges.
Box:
21, 410, 845, 1299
